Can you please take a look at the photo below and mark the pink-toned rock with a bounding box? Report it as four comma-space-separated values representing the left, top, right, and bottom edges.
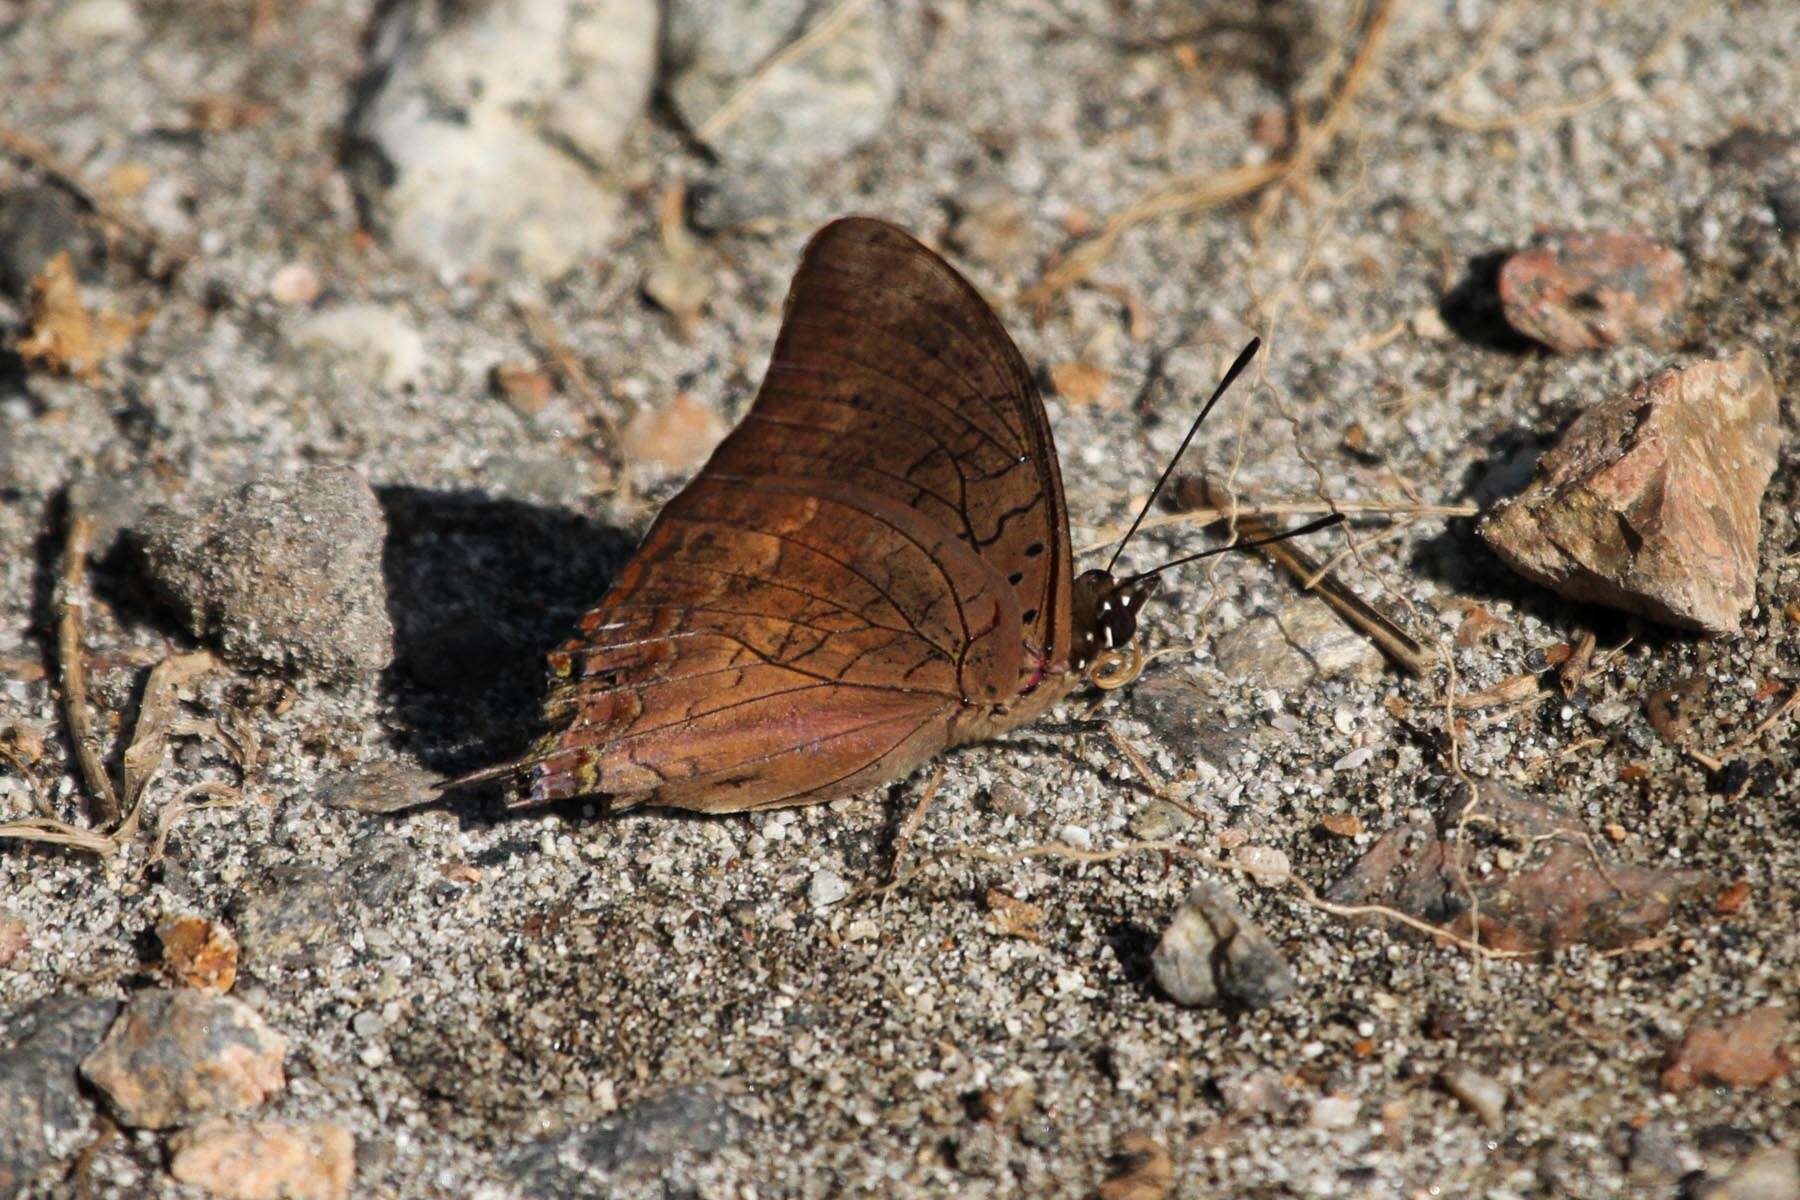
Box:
621, 392, 725, 472
80, 991, 287, 1129
1499, 228, 1685, 352
1480, 350, 1779, 634
0, 913, 25, 966
168, 1119, 354, 1200
1661, 1005, 1792, 1093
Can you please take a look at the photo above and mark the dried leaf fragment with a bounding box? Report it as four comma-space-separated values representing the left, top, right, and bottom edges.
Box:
13, 252, 146, 381
1049, 360, 1110, 406
158, 915, 240, 994
1097, 1132, 1173, 1200
1327, 781, 1710, 954
984, 888, 1044, 943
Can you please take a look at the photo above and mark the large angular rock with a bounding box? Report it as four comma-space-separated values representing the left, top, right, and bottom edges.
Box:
1498, 228, 1685, 353
0, 996, 120, 1195
137, 466, 395, 681
1480, 350, 1779, 634
81, 991, 288, 1129
348, 0, 658, 280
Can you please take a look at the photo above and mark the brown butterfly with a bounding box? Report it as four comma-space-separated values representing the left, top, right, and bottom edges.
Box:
470, 217, 1337, 814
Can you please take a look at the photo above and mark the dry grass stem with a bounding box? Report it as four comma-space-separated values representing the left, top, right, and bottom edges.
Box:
0, 126, 191, 273
1077, 499, 1477, 554
2, 532, 223, 859
149, 781, 244, 864
696, 0, 872, 143
1435, 0, 1705, 132
864, 836, 1531, 960
1018, 0, 1402, 311
889, 764, 945, 883
56, 515, 120, 825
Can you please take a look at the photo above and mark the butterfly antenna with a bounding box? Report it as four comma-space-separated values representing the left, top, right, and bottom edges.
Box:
1104, 337, 1261, 576
1129, 512, 1346, 582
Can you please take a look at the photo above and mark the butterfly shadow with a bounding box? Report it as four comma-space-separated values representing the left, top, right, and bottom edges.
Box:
376, 487, 637, 793
1438, 250, 1539, 354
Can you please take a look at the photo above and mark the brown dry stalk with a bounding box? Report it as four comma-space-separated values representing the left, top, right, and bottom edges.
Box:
1018, 0, 1403, 312
888, 764, 946, 883
696, 0, 873, 143
1193, 478, 1430, 676
1435, 0, 1706, 133
1077, 498, 1478, 554
56, 515, 119, 825
863, 836, 1531, 960
0, 126, 190, 273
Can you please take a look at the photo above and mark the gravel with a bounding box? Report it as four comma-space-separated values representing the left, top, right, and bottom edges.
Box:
0, 0, 1796, 1196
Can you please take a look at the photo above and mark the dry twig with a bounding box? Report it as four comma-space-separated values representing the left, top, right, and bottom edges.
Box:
1018, 0, 1403, 312
862, 835, 1532, 960
55, 516, 120, 825
695, 0, 873, 144
0, 127, 191, 274
1435, 0, 1706, 133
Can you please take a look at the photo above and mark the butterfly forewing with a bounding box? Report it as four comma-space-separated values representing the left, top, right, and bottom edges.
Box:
527, 218, 1075, 812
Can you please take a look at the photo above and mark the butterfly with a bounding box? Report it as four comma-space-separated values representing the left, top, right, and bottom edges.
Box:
466, 217, 1337, 814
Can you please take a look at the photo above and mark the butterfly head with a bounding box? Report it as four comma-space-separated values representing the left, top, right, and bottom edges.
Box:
1071, 568, 1160, 675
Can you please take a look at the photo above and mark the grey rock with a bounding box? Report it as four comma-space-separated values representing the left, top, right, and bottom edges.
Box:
348, 0, 657, 280
1586, 699, 1634, 728
0, 996, 120, 1196
807, 868, 848, 909
49, 0, 140, 43
289, 303, 426, 391
667, 0, 899, 193
0, 184, 91, 297
1214, 598, 1385, 689
1626, 1119, 1689, 1187
347, 832, 418, 910
1688, 1146, 1800, 1200
230, 864, 346, 967
502, 1087, 737, 1196
1439, 1062, 1507, 1129
1128, 798, 1196, 841
80, 991, 288, 1129
953, 1123, 1012, 1179
1215, 1068, 1288, 1118
136, 466, 394, 681
1150, 882, 1295, 1009
1128, 671, 1246, 768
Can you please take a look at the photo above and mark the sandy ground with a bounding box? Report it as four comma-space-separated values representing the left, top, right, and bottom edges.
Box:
1, 0, 1797, 1196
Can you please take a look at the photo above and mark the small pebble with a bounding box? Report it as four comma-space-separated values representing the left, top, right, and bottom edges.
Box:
1309, 1095, 1359, 1130
808, 870, 849, 909
1440, 1062, 1507, 1129
267, 262, 321, 306
168, 1119, 355, 1200
1234, 845, 1291, 885
1151, 882, 1295, 1009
